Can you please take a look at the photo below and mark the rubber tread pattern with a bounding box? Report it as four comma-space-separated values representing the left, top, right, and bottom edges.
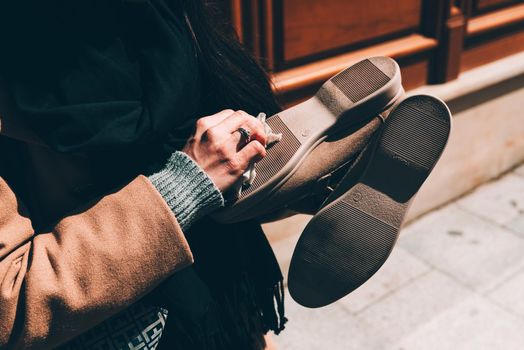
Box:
292, 201, 397, 305
331, 59, 390, 103
240, 115, 301, 197
379, 104, 450, 169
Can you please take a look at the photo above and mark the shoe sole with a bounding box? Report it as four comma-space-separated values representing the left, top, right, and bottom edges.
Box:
288, 94, 452, 308
214, 57, 403, 223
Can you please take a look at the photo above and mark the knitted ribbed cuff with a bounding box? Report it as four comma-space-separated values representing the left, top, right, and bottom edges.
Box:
148, 151, 224, 231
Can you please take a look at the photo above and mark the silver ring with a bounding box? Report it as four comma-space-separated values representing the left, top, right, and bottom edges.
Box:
236, 127, 251, 144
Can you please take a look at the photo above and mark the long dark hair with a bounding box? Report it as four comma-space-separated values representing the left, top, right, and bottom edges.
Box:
177, 0, 281, 117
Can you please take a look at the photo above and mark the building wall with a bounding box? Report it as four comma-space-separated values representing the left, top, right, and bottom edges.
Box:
217, 0, 524, 105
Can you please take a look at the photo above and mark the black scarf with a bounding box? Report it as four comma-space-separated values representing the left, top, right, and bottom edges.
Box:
0, 0, 201, 152
0, 1, 286, 349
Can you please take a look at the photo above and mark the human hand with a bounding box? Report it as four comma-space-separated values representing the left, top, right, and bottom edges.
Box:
182, 109, 267, 193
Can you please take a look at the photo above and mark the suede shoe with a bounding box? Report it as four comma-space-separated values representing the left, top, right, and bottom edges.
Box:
288, 94, 452, 308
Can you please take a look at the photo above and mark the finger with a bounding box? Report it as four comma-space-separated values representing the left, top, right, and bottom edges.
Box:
220, 111, 267, 146
194, 109, 235, 137
208, 110, 265, 148
217, 111, 254, 132
239, 118, 268, 148
236, 140, 267, 169
231, 125, 265, 152
231, 128, 251, 152
205, 109, 236, 127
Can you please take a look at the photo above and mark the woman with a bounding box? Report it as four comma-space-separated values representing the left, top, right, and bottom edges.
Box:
0, 0, 285, 349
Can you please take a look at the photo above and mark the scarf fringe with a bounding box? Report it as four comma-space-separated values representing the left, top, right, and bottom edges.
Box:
159, 273, 287, 350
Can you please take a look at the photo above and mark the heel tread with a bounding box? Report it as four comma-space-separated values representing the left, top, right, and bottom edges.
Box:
295, 201, 397, 299
331, 60, 391, 103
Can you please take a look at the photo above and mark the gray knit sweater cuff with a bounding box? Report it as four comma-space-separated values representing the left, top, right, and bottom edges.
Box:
148, 151, 224, 231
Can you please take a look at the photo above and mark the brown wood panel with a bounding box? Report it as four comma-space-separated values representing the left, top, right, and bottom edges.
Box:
422, 0, 449, 39
271, 34, 437, 106
461, 27, 524, 71
229, 0, 243, 42
262, 0, 275, 68
430, 4, 466, 83
218, 0, 522, 104
400, 58, 431, 91
467, 3, 524, 36
275, 57, 430, 107
476, 0, 516, 11
272, 34, 437, 94
247, 0, 262, 57
281, 0, 422, 64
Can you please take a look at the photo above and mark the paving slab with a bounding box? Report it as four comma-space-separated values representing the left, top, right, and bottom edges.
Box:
487, 267, 524, 320
355, 270, 473, 347
274, 293, 383, 350
339, 248, 430, 314
395, 295, 524, 350
506, 212, 524, 237
400, 204, 524, 292
455, 173, 524, 226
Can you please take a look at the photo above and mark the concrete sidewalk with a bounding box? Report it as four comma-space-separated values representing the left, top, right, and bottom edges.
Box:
272, 163, 524, 350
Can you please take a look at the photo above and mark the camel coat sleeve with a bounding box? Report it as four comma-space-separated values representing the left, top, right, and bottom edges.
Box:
0, 175, 194, 350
